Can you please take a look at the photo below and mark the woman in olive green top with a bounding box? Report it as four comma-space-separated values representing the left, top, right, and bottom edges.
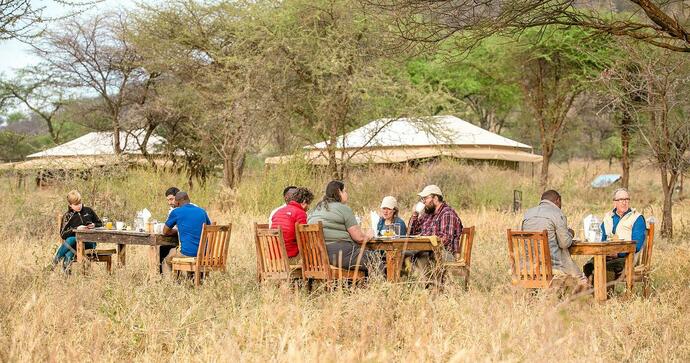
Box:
308, 180, 383, 274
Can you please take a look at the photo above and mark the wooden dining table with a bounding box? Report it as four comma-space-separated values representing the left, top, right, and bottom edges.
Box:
75, 229, 178, 275
365, 236, 439, 282
569, 240, 636, 302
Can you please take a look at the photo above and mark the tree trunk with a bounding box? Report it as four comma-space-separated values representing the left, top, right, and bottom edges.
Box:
222, 157, 235, 189
620, 111, 632, 188
327, 119, 339, 179
113, 124, 122, 155
221, 146, 247, 189
540, 151, 551, 187
539, 135, 554, 187
659, 167, 679, 239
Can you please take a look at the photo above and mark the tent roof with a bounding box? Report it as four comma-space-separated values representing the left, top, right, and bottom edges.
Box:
308, 115, 533, 151
0, 155, 172, 172
27, 129, 167, 158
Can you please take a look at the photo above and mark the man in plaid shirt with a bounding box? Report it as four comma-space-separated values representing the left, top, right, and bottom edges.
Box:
408, 184, 464, 260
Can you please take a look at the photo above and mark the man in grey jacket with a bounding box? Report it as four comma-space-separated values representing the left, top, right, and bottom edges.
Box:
522, 190, 588, 287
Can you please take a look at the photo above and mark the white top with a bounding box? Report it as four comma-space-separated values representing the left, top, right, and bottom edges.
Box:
268, 204, 286, 227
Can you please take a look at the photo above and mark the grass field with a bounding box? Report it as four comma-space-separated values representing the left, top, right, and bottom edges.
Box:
1, 160, 689, 361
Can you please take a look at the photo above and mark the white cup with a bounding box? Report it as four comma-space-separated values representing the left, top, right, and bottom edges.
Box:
415, 202, 425, 214
115, 221, 124, 230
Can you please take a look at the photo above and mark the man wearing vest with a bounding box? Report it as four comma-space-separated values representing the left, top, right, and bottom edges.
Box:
583, 188, 646, 280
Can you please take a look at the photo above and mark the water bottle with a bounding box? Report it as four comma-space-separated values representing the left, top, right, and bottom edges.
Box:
588, 216, 602, 242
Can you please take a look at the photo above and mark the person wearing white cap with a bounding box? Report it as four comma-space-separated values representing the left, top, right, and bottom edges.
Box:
376, 196, 407, 237
408, 184, 463, 260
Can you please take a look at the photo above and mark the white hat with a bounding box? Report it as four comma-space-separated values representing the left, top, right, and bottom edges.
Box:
418, 184, 443, 198
380, 196, 398, 209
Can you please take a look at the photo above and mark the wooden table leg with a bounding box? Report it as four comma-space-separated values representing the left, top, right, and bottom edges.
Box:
76, 235, 85, 273
625, 252, 634, 296
594, 255, 607, 302
386, 250, 402, 282
149, 245, 161, 277
117, 244, 126, 266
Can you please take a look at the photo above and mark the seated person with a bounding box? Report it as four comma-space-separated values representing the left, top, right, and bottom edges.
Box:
271, 187, 314, 264
162, 191, 211, 275
269, 186, 297, 227
159, 186, 181, 273
376, 196, 407, 237
583, 188, 646, 281
52, 190, 102, 271
408, 185, 463, 261
307, 180, 382, 274
522, 190, 588, 288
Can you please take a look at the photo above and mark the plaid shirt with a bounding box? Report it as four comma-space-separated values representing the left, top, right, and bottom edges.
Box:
408, 202, 463, 253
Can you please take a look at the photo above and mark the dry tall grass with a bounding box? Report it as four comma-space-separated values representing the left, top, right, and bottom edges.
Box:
1, 160, 689, 361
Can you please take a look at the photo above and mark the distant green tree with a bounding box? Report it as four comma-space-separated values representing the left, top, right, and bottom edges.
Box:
406, 38, 520, 134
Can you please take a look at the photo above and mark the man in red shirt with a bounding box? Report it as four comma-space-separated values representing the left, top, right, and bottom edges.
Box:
270, 187, 314, 263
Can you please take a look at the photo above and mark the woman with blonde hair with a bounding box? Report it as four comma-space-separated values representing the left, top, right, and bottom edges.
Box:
52, 190, 103, 271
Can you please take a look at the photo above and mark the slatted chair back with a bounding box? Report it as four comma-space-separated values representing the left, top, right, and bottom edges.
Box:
507, 229, 553, 288
254, 223, 292, 281
255, 223, 270, 230
455, 226, 475, 267
295, 222, 332, 281
195, 224, 232, 271
638, 221, 655, 269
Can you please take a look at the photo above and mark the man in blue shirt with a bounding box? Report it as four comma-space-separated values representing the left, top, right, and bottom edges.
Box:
162, 191, 211, 275
583, 188, 646, 281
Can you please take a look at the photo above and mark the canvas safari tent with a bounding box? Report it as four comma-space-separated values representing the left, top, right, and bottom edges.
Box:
0, 129, 171, 178
265, 115, 542, 166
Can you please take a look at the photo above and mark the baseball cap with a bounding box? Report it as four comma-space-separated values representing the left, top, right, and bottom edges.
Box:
380, 196, 398, 209
417, 185, 443, 198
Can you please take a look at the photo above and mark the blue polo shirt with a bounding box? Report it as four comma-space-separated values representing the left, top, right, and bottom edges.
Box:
165, 203, 211, 257
600, 208, 646, 258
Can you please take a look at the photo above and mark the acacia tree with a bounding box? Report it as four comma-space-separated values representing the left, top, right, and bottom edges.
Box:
0, 0, 95, 40
602, 43, 690, 238
265, 0, 431, 179
509, 27, 611, 186
0, 67, 68, 143
35, 12, 156, 155
132, 0, 270, 189
368, 0, 690, 52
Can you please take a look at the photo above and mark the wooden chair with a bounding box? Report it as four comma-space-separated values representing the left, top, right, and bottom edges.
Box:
443, 226, 475, 289
616, 221, 655, 297
171, 224, 232, 286
254, 223, 302, 282
507, 229, 553, 289
56, 213, 115, 273
295, 222, 363, 287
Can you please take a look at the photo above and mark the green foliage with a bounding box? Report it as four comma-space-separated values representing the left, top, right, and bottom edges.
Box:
406, 37, 521, 131
0, 131, 34, 161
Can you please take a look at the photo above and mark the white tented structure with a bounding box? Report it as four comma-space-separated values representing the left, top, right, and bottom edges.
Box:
265, 115, 542, 166
2, 129, 170, 172
27, 129, 166, 159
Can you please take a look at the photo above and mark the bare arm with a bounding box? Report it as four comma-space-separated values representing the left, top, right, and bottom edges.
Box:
347, 225, 372, 244
163, 225, 177, 236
